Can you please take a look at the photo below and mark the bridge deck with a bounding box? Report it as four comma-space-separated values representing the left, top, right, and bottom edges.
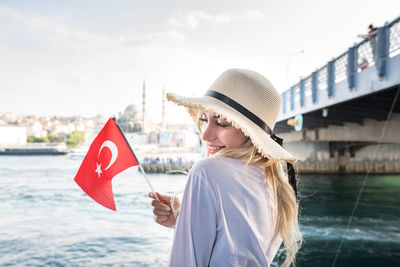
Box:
277, 16, 400, 133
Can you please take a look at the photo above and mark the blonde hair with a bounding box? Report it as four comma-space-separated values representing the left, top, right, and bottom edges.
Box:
196, 110, 302, 267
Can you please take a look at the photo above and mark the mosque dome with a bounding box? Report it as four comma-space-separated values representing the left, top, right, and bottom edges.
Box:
124, 104, 139, 118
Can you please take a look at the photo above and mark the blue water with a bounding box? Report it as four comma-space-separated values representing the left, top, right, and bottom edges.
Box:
0, 156, 399, 266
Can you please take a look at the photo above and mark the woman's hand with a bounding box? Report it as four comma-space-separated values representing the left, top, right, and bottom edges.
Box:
149, 192, 180, 228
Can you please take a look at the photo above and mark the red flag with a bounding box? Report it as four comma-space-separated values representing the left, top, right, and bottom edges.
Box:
74, 118, 139, 211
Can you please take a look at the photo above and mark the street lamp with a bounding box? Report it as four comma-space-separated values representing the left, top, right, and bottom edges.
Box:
286, 50, 305, 88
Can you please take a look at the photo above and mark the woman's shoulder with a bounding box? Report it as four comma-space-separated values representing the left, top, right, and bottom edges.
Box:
191, 156, 266, 185
192, 156, 239, 171
187, 157, 239, 189
190, 156, 244, 176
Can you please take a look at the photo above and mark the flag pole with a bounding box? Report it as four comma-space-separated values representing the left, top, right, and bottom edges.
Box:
112, 117, 160, 202
138, 165, 160, 201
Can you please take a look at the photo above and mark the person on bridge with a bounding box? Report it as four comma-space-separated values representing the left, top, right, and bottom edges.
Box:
358, 24, 378, 63
357, 24, 377, 39
149, 69, 302, 267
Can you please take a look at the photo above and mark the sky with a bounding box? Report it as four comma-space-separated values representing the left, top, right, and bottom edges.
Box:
0, 0, 399, 124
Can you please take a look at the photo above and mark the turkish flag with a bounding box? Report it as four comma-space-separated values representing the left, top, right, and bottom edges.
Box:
74, 118, 139, 211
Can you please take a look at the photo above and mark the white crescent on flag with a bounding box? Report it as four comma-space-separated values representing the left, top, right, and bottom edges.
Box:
98, 140, 118, 170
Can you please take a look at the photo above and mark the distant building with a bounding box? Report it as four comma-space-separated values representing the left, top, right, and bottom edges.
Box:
158, 130, 199, 148
148, 131, 158, 144
125, 133, 149, 145
26, 121, 47, 137
53, 123, 75, 136
116, 103, 143, 133
0, 126, 27, 146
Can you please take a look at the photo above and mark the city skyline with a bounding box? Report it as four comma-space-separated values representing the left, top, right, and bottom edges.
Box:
1, 0, 399, 124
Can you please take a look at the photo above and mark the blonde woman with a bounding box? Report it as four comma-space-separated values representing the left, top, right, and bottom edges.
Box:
149, 69, 302, 267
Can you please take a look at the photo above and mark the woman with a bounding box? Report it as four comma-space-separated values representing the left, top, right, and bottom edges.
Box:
149, 69, 302, 266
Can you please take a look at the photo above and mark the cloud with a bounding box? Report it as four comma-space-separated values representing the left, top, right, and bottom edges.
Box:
0, 5, 115, 52
119, 30, 185, 46
0, 5, 265, 121
0, 5, 196, 119
0, 5, 184, 52
167, 10, 264, 29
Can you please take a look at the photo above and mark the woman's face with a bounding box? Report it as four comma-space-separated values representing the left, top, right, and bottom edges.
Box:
200, 110, 248, 154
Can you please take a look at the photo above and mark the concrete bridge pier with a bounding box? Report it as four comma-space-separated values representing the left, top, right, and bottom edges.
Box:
280, 113, 400, 174
285, 141, 400, 174
337, 145, 346, 173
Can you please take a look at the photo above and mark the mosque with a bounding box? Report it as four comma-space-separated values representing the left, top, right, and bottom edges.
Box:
116, 81, 167, 134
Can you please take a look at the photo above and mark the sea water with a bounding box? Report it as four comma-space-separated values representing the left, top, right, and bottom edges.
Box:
0, 156, 399, 266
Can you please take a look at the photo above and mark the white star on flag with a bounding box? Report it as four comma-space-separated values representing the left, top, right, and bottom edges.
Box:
95, 163, 102, 178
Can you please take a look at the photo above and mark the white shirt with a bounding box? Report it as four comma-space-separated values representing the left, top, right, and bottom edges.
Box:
169, 156, 282, 267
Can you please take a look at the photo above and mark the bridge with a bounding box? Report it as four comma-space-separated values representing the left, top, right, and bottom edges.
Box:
275, 16, 400, 174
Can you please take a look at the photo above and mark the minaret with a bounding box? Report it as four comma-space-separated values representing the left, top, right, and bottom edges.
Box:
162, 86, 166, 131
142, 80, 146, 134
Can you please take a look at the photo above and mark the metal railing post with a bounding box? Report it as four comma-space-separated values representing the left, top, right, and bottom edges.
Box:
376, 24, 389, 78
290, 86, 295, 111
327, 60, 335, 97
311, 71, 318, 104
347, 46, 357, 90
300, 79, 305, 107
282, 92, 286, 114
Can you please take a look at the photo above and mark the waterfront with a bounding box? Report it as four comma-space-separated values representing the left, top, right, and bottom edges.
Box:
0, 156, 399, 266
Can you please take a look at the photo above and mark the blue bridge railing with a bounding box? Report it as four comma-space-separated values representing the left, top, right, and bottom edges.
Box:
279, 16, 400, 121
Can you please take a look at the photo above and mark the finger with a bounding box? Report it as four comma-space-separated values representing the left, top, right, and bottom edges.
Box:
151, 200, 171, 211
155, 215, 169, 223
148, 192, 158, 199
148, 192, 163, 202
153, 209, 171, 216
156, 192, 171, 203
149, 191, 169, 201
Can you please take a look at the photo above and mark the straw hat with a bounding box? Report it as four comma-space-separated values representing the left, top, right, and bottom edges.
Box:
166, 68, 296, 162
